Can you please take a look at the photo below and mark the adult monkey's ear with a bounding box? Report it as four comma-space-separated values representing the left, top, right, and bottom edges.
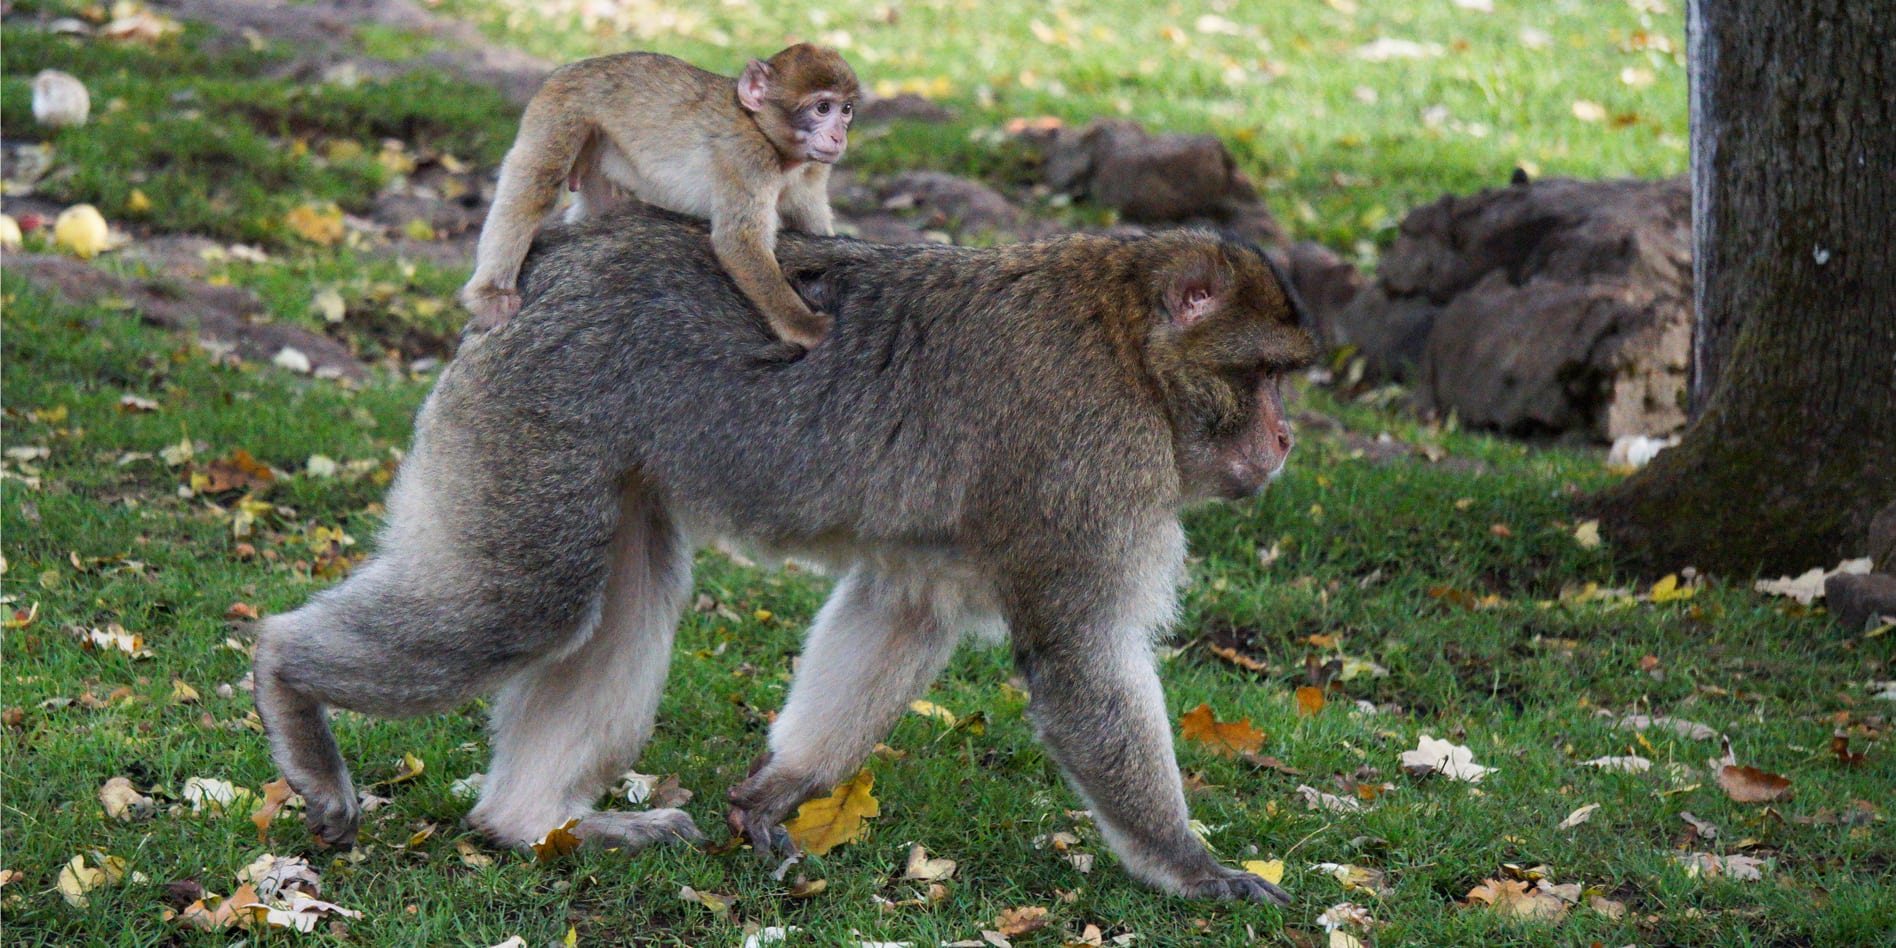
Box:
1161, 248, 1232, 329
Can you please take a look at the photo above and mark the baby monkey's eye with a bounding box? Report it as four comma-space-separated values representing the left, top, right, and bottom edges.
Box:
815, 101, 832, 115
841, 102, 854, 115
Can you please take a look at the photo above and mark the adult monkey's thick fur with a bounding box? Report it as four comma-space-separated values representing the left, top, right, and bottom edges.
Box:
255, 208, 1315, 904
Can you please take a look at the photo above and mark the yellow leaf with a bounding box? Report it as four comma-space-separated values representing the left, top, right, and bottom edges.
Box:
1572, 519, 1602, 548
1179, 702, 1265, 756
284, 202, 345, 246
125, 189, 152, 214
171, 678, 200, 704
784, 769, 879, 856
54, 204, 110, 259
0, 213, 21, 249
1649, 573, 1696, 603
996, 905, 1051, 936
531, 818, 582, 862
908, 699, 957, 725
58, 855, 106, 907
1242, 858, 1286, 884
402, 218, 436, 241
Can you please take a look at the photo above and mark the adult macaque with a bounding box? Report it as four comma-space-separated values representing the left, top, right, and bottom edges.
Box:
459, 44, 858, 348
257, 208, 1313, 904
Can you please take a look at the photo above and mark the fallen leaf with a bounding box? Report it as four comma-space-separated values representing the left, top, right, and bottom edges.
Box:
1464, 878, 1569, 920
909, 699, 958, 725
786, 874, 826, 897
1648, 573, 1696, 603
531, 818, 582, 862
284, 202, 345, 245
251, 778, 298, 841
1614, 713, 1718, 740
183, 776, 252, 815
903, 844, 957, 882
1557, 803, 1600, 829
1314, 862, 1389, 896
1295, 686, 1327, 716
1679, 811, 1719, 840
784, 769, 879, 856
1676, 852, 1766, 880
1243, 859, 1286, 885
58, 854, 108, 907
996, 906, 1051, 937
1179, 703, 1265, 756
1716, 764, 1792, 803
1582, 755, 1651, 773
99, 776, 156, 821
1399, 734, 1493, 782
1572, 100, 1608, 122
678, 884, 736, 916
1754, 558, 1871, 605
1572, 519, 1602, 548
54, 204, 110, 258
1296, 784, 1364, 813
1588, 893, 1627, 918
171, 679, 200, 704
455, 839, 494, 868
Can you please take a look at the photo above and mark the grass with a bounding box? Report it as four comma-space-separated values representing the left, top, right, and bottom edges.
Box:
2, 0, 1890, 946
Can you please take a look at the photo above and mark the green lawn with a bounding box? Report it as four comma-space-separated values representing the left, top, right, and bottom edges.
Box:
3, 1, 1890, 946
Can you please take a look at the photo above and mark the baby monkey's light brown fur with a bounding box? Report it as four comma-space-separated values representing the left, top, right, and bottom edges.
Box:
461, 45, 858, 347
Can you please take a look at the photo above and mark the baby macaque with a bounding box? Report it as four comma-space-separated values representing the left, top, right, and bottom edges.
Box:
460, 44, 858, 347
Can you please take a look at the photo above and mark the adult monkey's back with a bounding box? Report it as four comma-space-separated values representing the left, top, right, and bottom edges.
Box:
254, 208, 1315, 904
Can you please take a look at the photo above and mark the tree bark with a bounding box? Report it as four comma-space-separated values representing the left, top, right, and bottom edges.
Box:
1592, 0, 1896, 576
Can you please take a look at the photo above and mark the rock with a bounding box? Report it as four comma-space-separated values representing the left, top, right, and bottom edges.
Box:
857, 93, 954, 124
6, 253, 368, 380
1018, 118, 1285, 244
1333, 175, 1692, 440
876, 171, 1023, 236
1870, 501, 1896, 573
1825, 572, 1896, 633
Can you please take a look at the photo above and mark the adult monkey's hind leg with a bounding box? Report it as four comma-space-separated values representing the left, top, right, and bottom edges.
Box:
469, 487, 702, 851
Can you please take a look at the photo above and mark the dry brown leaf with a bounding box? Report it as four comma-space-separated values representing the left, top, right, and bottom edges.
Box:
1588, 894, 1627, 919
1557, 803, 1600, 829
100, 776, 155, 821
1716, 764, 1792, 803
784, 769, 879, 856
1676, 852, 1766, 880
996, 905, 1051, 936
1179, 703, 1265, 756
531, 818, 582, 862
903, 843, 958, 882
1207, 642, 1269, 673
1464, 878, 1569, 920
455, 839, 494, 868
201, 449, 275, 493
1295, 686, 1327, 716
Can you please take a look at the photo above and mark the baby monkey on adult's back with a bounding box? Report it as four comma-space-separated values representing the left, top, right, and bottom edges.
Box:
460, 45, 858, 347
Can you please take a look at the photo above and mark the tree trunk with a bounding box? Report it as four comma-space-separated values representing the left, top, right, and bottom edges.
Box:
1592, 0, 1896, 576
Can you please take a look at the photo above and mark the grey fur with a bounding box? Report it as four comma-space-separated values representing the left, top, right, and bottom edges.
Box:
254, 207, 1311, 903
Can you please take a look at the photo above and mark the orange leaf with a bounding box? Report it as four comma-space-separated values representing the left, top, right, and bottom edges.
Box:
1294, 686, 1326, 716
1179, 703, 1265, 757
251, 778, 296, 842
784, 769, 879, 856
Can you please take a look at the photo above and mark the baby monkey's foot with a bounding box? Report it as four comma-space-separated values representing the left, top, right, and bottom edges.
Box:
460, 283, 521, 331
